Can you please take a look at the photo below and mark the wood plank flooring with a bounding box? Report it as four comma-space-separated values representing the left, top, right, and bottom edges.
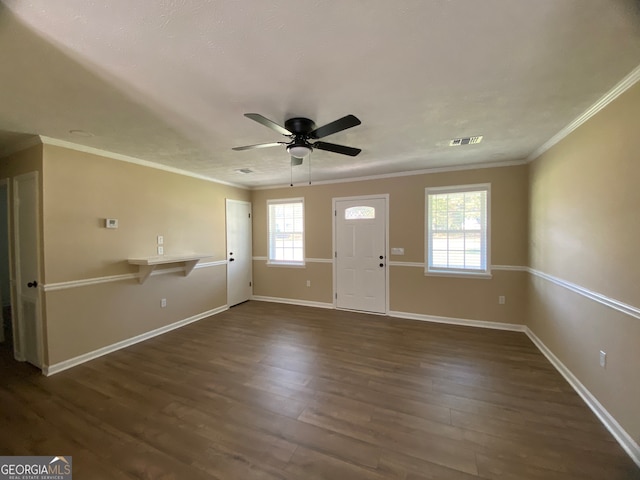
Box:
1, 301, 638, 479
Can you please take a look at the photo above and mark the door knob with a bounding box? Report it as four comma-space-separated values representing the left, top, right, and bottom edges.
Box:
229, 252, 233, 255
379, 255, 384, 259
379, 263, 384, 268
27, 280, 38, 288
229, 258, 235, 262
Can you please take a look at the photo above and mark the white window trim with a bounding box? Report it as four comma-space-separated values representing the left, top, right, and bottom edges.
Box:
267, 197, 305, 266
424, 183, 491, 278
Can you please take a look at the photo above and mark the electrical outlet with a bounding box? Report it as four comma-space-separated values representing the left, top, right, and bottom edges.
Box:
498, 295, 506, 305
157, 235, 164, 245
161, 298, 167, 308
599, 350, 606, 368
157, 246, 164, 255
306, 280, 311, 287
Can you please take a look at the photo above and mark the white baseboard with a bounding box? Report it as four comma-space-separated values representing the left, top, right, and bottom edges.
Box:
390, 310, 640, 468
388, 310, 526, 332
525, 327, 640, 468
47, 294, 636, 468
250, 295, 333, 309
43, 305, 228, 376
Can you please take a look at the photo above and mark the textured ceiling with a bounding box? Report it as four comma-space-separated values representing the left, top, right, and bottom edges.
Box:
1, 1, 639, 188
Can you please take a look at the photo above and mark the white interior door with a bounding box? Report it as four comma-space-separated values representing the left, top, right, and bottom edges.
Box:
335, 196, 387, 314
13, 172, 42, 367
226, 199, 252, 307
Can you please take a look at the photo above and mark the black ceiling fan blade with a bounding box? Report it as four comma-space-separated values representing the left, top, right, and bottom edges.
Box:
309, 114, 361, 139
232, 142, 285, 151
244, 113, 292, 136
291, 156, 303, 166
313, 141, 361, 157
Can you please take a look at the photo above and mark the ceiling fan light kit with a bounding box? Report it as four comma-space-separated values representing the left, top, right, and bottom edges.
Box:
287, 144, 312, 158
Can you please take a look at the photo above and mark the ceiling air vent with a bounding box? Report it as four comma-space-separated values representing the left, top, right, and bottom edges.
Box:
449, 135, 483, 146
235, 168, 253, 174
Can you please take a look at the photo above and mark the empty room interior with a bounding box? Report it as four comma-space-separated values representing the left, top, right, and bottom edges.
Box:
1, 1, 639, 479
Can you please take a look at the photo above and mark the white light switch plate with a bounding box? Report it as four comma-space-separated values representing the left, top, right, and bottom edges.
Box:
157, 246, 164, 255
391, 247, 405, 255
157, 235, 164, 245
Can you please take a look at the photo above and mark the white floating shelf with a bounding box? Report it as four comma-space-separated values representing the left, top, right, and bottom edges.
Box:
128, 254, 211, 284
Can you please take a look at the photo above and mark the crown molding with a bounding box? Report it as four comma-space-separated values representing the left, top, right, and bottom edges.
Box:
528, 63, 640, 162
8, 64, 639, 187
39, 136, 248, 189
251, 158, 528, 190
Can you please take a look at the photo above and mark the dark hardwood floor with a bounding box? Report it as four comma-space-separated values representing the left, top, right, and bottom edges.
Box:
1, 301, 638, 479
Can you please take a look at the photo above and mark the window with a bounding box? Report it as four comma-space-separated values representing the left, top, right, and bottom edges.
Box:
425, 184, 490, 276
345, 206, 375, 220
267, 198, 304, 265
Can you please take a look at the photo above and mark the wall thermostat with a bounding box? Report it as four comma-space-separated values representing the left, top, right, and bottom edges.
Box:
105, 218, 118, 229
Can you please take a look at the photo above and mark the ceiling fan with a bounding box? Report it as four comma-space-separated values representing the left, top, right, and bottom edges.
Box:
233, 113, 362, 165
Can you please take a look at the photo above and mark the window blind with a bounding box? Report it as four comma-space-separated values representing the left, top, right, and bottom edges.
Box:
426, 185, 490, 275
267, 199, 304, 264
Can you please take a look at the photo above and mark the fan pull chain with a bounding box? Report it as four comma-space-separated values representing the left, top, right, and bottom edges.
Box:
290, 160, 293, 187
308, 152, 312, 185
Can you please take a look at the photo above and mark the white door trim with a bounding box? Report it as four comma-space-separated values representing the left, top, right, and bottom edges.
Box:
13, 171, 44, 368
332, 194, 390, 314
0, 179, 8, 345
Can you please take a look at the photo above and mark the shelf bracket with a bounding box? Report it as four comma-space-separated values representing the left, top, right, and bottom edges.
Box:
138, 265, 155, 284
184, 260, 199, 276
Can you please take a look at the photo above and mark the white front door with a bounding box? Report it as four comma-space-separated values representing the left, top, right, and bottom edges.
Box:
334, 196, 387, 314
13, 172, 42, 367
226, 199, 252, 307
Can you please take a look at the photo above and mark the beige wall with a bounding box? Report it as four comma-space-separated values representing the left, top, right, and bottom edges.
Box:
251, 164, 529, 324
45, 266, 227, 363
0, 143, 43, 176
42, 145, 249, 281
38, 144, 248, 365
528, 82, 640, 444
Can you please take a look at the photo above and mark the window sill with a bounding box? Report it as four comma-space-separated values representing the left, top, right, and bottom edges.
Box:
425, 269, 492, 279
266, 261, 306, 268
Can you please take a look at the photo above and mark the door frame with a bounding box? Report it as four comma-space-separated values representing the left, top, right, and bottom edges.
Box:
225, 198, 253, 307
0, 179, 9, 346
332, 194, 390, 314
12, 171, 44, 367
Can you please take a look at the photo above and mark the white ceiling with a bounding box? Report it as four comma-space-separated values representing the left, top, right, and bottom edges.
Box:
1, 1, 639, 188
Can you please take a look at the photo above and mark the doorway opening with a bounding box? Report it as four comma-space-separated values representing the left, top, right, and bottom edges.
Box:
0, 180, 13, 358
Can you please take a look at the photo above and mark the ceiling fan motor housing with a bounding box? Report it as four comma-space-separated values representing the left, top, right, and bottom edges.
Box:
284, 117, 317, 136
